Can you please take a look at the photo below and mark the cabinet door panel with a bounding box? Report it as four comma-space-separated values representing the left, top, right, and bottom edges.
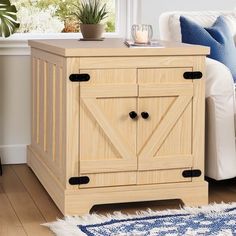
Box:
79, 172, 136, 188
80, 69, 137, 174
80, 69, 136, 84
138, 68, 193, 171
138, 67, 192, 84
137, 168, 191, 185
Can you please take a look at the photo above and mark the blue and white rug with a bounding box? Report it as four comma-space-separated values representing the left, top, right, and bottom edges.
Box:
44, 203, 236, 236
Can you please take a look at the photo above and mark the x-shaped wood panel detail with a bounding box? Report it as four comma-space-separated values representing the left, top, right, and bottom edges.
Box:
81, 97, 137, 162
138, 95, 193, 160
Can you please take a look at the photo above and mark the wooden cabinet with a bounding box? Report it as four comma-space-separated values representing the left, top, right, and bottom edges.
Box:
28, 39, 210, 215
79, 67, 193, 187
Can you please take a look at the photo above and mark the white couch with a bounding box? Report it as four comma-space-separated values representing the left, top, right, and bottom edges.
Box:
159, 11, 236, 180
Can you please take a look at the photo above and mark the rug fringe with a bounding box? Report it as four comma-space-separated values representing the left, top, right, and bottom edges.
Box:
43, 202, 236, 236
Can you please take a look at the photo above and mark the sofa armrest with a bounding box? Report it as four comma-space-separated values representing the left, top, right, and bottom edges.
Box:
205, 58, 235, 97
205, 58, 236, 180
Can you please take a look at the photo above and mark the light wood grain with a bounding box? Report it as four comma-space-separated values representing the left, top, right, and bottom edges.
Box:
0, 166, 53, 236
45, 62, 53, 159
0, 164, 64, 235
12, 165, 63, 222
65, 58, 80, 190
80, 84, 138, 98
0, 164, 235, 235
79, 70, 138, 175
31, 51, 67, 187
138, 156, 193, 171
138, 83, 193, 97
80, 68, 136, 84
137, 68, 193, 164
28, 40, 208, 215
192, 56, 206, 181
0, 226, 26, 236
43, 61, 48, 152
28, 38, 210, 57
138, 95, 192, 163
36, 58, 40, 144
79, 171, 137, 188
138, 67, 192, 84
80, 99, 137, 170
64, 181, 208, 215
38, 59, 45, 151
54, 66, 63, 168
27, 147, 65, 214
80, 56, 195, 69
80, 159, 138, 173
157, 100, 192, 157
31, 57, 36, 146
137, 96, 175, 153
31, 48, 64, 66
0, 185, 26, 236
137, 168, 191, 185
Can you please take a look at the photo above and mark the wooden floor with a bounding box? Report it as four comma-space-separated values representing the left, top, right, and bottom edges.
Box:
1, 165, 236, 236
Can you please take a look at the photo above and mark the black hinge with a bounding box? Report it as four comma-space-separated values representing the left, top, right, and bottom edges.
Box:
182, 169, 202, 178
183, 71, 203, 80
69, 73, 90, 82
69, 176, 90, 185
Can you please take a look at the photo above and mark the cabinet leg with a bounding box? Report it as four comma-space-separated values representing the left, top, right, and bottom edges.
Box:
65, 202, 93, 216
181, 195, 208, 207
180, 182, 208, 207
77, 207, 92, 216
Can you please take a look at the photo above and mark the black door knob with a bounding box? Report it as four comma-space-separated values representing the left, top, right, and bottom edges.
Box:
129, 111, 137, 119
141, 112, 149, 119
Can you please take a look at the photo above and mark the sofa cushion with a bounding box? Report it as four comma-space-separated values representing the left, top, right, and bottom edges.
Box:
180, 15, 236, 82
168, 11, 236, 42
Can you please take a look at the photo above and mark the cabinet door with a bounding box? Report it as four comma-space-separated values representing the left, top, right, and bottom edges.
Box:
137, 68, 194, 174
79, 69, 138, 177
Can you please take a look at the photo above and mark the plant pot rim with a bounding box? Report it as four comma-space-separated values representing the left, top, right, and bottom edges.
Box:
79, 23, 104, 26
79, 23, 105, 40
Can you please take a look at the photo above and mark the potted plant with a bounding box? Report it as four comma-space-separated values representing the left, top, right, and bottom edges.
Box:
0, 0, 20, 37
73, 0, 108, 40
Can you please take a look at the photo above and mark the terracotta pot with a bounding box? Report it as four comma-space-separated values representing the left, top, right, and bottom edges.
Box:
80, 23, 105, 39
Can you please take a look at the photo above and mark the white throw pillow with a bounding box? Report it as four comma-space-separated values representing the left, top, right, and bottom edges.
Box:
168, 11, 236, 42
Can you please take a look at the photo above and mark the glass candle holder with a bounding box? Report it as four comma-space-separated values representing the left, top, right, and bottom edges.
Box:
131, 24, 153, 44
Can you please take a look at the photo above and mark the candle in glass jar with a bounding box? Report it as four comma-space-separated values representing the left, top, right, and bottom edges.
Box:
135, 30, 148, 44
131, 24, 153, 44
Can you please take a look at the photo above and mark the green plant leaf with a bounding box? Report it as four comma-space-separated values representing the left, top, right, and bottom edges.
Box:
73, 0, 108, 24
0, 0, 20, 37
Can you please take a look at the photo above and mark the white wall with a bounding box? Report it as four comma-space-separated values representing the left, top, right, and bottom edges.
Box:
140, 0, 236, 37
0, 56, 31, 163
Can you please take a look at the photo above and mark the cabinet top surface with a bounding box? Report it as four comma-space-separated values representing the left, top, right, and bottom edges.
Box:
28, 38, 209, 57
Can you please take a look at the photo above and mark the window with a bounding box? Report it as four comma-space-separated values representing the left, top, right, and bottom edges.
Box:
9, 0, 133, 39
12, 0, 115, 33
1, 0, 139, 55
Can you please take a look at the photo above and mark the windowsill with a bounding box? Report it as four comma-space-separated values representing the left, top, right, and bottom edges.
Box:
0, 32, 123, 56
0, 40, 30, 56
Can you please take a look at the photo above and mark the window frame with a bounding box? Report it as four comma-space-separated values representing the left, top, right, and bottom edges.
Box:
0, 0, 140, 55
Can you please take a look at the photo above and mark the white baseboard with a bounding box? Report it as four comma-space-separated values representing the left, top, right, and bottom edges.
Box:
0, 145, 27, 164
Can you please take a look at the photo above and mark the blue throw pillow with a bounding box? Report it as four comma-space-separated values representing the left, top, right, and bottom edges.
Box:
180, 15, 236, 82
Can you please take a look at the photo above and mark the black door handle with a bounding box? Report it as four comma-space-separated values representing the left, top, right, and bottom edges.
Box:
129, 111, 138, 119
141, 112, 149, 119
